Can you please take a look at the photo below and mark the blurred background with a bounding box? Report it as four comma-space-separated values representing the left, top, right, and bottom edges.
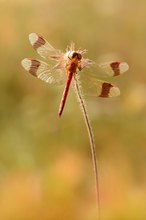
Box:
0, 0, 146, 219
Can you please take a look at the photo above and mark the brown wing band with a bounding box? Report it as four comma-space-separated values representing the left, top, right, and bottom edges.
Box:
29, 59, 40, 76
99, 82, 113, 97
110, 62, 120, 76
33, 35, 46, 50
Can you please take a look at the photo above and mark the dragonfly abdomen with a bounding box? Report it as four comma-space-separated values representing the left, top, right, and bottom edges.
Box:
58, 72, 74, 117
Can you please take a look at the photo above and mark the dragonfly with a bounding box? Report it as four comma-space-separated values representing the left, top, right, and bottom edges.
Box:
21, 33, 129, 117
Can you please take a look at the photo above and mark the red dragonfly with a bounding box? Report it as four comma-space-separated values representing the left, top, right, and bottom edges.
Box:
21, 33, 129, 116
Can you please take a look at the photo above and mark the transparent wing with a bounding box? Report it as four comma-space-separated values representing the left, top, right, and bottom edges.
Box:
29, 33, 61, 60
80, 58, 95, 69
80, 60, 129, 78
76, 59, 129, 97
21, 58, 66, 85
76, 74, 120, 98
98, 61, 129, 77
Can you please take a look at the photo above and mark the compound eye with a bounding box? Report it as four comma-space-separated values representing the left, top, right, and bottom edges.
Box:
72, 52, 78, 58
77, 53, 82, 60
72, 52, 82, 60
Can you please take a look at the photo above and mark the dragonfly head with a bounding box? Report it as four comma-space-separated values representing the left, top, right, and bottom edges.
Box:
67, 51, 82, 61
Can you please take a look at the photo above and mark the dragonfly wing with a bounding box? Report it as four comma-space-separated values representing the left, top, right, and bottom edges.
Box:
98, 61, 129, 77
77, 74, 120, 98
95, 80, 120, 97
80, 58, 95, 70
29, 33, 61, 60
77, 59, 129, 97
79, 60, 129, 79
21, 58, 66, 85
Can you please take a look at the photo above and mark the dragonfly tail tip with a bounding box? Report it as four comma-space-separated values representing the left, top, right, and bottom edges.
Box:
58, 112, 62, 118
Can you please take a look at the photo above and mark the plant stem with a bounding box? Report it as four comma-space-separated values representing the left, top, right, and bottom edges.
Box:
73, 75, 100, 220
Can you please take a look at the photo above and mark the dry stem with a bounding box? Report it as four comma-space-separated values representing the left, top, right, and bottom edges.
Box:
73, 75, 100, 220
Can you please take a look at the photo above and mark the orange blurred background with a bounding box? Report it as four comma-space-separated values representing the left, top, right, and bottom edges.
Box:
0, 0, 146, 219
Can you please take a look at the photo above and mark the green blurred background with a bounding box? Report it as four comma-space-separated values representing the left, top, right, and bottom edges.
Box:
0, 0, 146, 219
